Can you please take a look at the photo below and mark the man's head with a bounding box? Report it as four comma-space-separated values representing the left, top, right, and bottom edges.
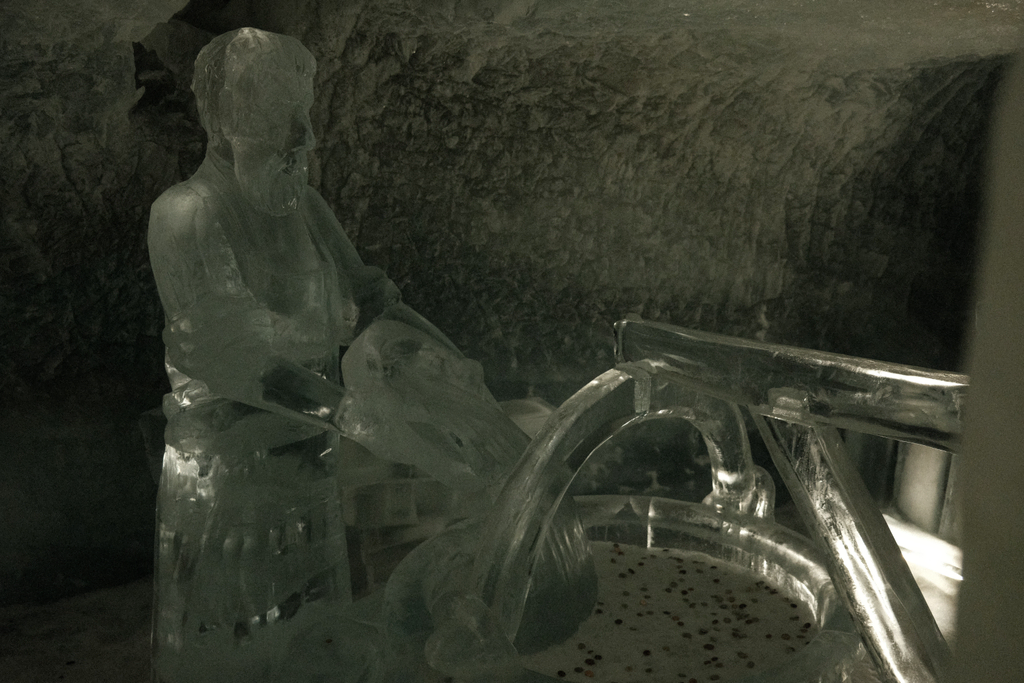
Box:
193, 28, 316, 215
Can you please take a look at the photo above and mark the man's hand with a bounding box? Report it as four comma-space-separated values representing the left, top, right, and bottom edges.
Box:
351, 266, 401, 331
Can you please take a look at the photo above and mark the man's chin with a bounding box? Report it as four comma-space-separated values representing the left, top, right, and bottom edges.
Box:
242, 184, 304, 216
260, 200, 301, 216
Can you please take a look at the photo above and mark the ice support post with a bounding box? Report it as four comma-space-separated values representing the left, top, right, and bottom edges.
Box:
753, 417, 951, 683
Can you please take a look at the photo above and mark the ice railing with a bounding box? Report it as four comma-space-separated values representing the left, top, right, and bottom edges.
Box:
470, 318, 965, 683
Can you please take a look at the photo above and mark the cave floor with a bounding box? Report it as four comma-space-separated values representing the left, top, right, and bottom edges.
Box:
3, 501, 958, 683
0, 578, 882, 683
0, 573, 887, 683
0, 577, 151, 683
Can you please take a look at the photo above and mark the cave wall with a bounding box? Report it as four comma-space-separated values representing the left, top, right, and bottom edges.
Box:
0, 0, 1019, 603
0, 0, 191, 603
308, 4, 1010, 394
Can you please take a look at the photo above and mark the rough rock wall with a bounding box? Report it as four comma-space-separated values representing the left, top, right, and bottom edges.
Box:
1, 0, 191, 394
0, 0, 1018, 602
305, 2, 1015, 398
0, 0, 190, 603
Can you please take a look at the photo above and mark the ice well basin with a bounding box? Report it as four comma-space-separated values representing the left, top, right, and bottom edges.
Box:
519, 494, 863, 683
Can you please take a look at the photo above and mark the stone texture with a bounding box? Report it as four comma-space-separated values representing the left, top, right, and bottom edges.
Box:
299, 1, 1016, 399
1, 0, 189, 391
0, 0, 190, 603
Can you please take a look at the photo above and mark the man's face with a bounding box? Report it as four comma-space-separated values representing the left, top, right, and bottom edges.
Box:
229, 94, 315, 217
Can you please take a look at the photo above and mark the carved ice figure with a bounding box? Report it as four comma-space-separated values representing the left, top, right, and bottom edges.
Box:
147, 27, 398, 682
342, 320, 529, 494
149, 26, 597, 682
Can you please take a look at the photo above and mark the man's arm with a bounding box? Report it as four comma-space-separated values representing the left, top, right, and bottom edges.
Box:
305, 189, 461, 353
149, 184, 348, 430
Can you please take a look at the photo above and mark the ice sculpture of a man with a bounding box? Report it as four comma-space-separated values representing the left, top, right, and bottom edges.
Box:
149, 26, 596, 681
146, 27, 414, 682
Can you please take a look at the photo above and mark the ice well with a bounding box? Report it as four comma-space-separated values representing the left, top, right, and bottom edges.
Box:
376, 315, 968, 682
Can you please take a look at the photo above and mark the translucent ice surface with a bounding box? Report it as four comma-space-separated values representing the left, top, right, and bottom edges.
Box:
149, 28, 363, 683
397, 318, 966, 681
341, 319, 530, 494
148, 26, 588, 682
147, 27, 532, 683
615, 319, 966, 683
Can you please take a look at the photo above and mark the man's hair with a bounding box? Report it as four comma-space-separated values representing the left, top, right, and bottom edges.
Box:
192, 27, 316, 143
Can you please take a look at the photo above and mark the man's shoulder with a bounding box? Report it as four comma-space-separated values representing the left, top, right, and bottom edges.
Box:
149, 174, 232, 242
150, 181, 206, 226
